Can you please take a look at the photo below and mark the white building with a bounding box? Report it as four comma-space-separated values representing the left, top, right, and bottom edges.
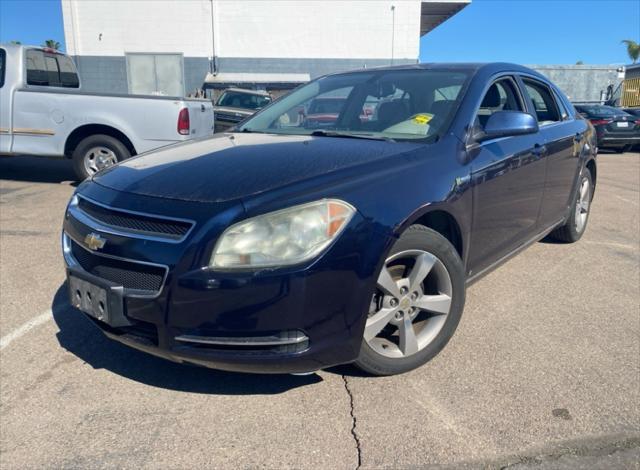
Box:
62, 0, 469, 96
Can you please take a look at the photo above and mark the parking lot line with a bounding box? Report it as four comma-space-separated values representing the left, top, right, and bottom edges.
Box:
0, 309, 52, 350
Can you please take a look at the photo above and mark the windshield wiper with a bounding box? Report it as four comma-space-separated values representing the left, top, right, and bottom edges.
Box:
310, 130, 395, 143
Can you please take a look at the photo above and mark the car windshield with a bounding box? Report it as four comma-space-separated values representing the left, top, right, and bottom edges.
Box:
217, 91, 271, 110
238, 69, 471, 141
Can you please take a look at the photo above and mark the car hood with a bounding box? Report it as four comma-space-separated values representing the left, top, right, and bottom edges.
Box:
213, 105, 255, 116
93, 133, 421, 203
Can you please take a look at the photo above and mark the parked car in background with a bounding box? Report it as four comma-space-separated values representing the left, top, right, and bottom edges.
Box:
0, 43, 214, 180
574, 104, 640, 152
63, 63, 597, 376
213, 88, 271, 132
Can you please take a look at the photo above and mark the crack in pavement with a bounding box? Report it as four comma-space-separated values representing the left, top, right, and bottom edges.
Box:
341, 375, 362, 470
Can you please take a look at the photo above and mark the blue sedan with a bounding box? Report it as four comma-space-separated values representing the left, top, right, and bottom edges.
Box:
62, 63, 597, 376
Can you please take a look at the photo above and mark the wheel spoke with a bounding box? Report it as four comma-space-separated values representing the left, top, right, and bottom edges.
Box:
580, 181, 589, 200
408, 252, 436, 292
377, 266, 401, 298
398, 314, 419, 355
414, 293, 451, 314
580, 200, 589, 212
364, 307, 398, 340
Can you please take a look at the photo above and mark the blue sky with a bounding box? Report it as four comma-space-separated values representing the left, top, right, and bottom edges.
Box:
1, 0, 639, 64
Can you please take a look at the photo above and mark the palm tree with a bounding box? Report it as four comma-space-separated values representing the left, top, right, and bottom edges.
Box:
42, 39, 61, 50
621, 39, 640, 64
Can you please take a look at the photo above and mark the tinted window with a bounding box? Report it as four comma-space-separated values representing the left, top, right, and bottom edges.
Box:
57, 55, 79, 88
476, 78, 524, 128
26, 50, 48, 85
576, 105, 628, 117
240, 69, 471, 141
522, 79, 561, 125
0, 48, 5, 88
44, 55, 61, 86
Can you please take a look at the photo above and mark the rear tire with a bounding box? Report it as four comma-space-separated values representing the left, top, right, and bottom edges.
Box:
72, 134, 130, 180
549, 170, 593, 243
354, 225, 466, 376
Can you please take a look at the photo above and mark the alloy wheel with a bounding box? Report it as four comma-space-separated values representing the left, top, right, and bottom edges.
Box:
364, 249, 453, 358
574, 176, 590, 233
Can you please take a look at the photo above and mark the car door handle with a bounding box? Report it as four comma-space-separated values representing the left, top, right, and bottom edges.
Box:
532, 143, 547, 158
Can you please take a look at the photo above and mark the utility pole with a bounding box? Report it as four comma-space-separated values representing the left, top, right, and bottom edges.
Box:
390, 4, 396, 66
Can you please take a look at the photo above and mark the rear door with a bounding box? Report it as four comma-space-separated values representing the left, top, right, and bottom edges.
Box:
11, 49, 80, 156
520, 77, 581, 228
468, 76, 547, 275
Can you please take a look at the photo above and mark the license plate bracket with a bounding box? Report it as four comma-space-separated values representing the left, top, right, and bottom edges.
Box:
69, 275, 128, 327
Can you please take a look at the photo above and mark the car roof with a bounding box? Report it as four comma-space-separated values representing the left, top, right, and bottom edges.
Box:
324, 62, 545, 77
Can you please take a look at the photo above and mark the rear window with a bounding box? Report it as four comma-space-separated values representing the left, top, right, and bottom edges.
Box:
577, 105, 628, 117
0, 48, 5, 88
26, 49, 79, 88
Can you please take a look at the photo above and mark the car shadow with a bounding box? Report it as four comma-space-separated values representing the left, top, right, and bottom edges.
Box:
0, 156, 79, 185
51, 284, 323, 395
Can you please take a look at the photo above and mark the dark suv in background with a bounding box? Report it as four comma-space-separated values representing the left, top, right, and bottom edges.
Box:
212, 88, 272, 132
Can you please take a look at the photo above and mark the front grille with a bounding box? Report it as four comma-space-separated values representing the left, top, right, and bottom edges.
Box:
71, 240, 166, 293
215, 112, 244, 123
77, 197, 193, 239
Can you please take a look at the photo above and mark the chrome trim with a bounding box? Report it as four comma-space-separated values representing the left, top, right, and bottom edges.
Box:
174, 333, 309, 347
63, 232, 169, 299
69, 194, 196, 244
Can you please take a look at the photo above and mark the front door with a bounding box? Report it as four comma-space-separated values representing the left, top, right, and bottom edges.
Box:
467, 77, 547, 276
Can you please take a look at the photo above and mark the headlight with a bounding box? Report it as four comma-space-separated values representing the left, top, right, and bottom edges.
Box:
210, 199, 355, 269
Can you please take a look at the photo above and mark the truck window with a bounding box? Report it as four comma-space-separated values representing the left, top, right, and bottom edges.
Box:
56, 55, 79, 88
26, 49, 48, 86
44, 55, 61, 86
0, 48, 5, 88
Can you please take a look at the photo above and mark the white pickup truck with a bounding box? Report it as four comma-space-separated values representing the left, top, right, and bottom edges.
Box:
0, 44, 214, 180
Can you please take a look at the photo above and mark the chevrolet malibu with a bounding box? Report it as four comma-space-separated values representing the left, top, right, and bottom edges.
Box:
62, 63, 597, 376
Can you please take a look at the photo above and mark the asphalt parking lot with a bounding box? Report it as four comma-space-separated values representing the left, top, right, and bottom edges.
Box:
1, 152, 639, 469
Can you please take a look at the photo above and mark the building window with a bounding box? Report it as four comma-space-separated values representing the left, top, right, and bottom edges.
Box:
126, 53, 184, 97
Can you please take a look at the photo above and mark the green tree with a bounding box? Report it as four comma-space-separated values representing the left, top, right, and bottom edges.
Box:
42, 39, 61, 50
621, 39, 640, 64
575, 60, 584, 65
10, 40, 21, 45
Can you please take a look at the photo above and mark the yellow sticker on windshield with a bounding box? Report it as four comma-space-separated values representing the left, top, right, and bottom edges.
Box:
413, 114, 433, 125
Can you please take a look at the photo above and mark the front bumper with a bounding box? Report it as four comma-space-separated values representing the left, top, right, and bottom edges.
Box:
62, 184, 390, 374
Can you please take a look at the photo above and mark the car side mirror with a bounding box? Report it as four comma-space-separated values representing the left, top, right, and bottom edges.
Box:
478, 111, 539, 142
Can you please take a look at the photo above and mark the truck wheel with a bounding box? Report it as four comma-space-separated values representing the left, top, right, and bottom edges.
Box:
72, 134, 130, 180
354, 225, 465, 376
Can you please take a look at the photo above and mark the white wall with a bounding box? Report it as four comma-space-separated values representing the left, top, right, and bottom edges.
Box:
62, 0, 421, 60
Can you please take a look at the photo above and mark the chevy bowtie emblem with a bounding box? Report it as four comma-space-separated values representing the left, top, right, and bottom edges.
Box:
84, 232, 106, 251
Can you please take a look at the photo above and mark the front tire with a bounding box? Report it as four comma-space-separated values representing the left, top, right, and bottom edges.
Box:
72, 134, 130, 180
354, 225, 466, 376
549, 170, 593, 243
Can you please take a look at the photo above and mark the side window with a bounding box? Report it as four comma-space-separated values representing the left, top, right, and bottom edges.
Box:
26, 50, 48, 86
477, 78, 523, 128
56, 55, 80, 88
522, 79, 561, 125
0, 48, 5, 88
44, 55, 61, 86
